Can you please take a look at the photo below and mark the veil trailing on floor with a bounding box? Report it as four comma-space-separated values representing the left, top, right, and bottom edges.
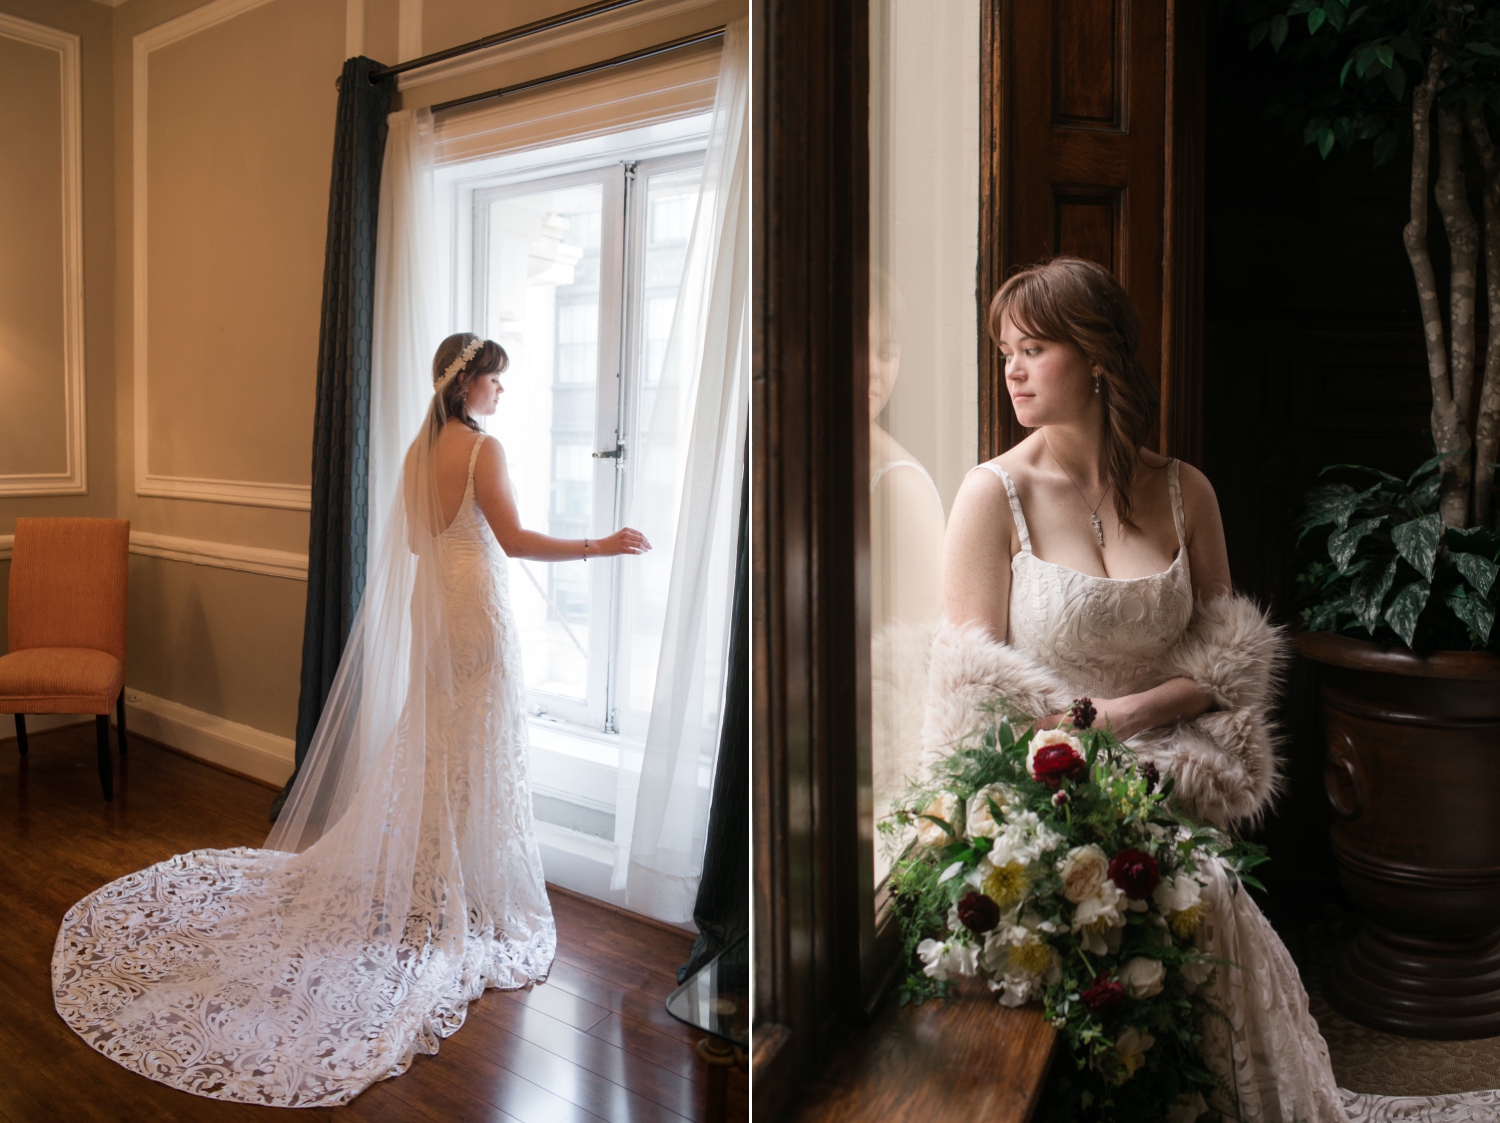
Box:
52, 389, 554, 1107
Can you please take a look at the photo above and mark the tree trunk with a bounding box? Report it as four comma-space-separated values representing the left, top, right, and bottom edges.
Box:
1404, 48, 1466, 528
1434, 106, 1479, 526
1470, 109, 1500, 530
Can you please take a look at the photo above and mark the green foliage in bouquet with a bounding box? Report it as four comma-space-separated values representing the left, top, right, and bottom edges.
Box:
881, 704, 1266, 1123
1295, 453, 1500, 652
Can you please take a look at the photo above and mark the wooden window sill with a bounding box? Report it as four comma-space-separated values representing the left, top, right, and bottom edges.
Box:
788, 979, 1058, 1121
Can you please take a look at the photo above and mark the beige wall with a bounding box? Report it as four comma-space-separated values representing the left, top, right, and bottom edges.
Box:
2, 0, 739, 751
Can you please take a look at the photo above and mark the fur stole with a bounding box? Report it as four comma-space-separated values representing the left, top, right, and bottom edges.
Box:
920, 594, 1289, 831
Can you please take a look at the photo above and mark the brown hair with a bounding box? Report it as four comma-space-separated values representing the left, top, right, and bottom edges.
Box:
987, 256, 1158, 529
431, 332, 508, 436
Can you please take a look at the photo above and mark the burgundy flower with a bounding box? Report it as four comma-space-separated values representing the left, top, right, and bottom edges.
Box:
1108, 847, 1161, 900
1081, 972, 1126, 1014
1141, 760, 1161, 795
956, 891, 1002, 934
1031, 743, 1088, 789
1069, 697, 1097, 730
1052, 790, 1069, 807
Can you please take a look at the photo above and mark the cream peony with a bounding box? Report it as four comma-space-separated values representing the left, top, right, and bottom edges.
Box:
1025, 727, 1085, 780
981, 921, 1062, 1007
1056, 844, 1109, 904
914, 792, 961, 848
1118, 956, 1166, 998
1153, 872, 1204, 914
965, 784, 1016, 839
1071, 878, 1127, 954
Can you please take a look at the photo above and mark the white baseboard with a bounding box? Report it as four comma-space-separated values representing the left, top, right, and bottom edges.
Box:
122, 689, 294, 787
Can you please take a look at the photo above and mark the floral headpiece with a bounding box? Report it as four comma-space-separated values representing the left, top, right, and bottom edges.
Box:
437, 338, 483, 387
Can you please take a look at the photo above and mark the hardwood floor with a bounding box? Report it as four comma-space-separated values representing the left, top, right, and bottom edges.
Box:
0, 724, 746, 1122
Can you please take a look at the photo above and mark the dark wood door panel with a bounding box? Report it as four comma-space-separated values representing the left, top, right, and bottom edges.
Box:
982, 0, 1200, 461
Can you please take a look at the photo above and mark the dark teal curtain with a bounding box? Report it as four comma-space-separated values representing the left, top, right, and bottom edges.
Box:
679, 453, 750, 980
273, 57, 394, 820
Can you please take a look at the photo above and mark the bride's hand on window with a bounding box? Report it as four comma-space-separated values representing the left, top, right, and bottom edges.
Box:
596, 528, 652, 557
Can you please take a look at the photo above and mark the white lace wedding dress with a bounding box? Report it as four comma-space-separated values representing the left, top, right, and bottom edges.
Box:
52, 433, 555, 1107
981, 459, 1500, 1123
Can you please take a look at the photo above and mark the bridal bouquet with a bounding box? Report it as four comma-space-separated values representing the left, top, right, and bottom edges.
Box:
881, 699, 1266, 1123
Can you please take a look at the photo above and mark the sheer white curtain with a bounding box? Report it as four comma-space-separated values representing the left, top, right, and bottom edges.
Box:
371, 107, 440, 545
612, 19, 750, 922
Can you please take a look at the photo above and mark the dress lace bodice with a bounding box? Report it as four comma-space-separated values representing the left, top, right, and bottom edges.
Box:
979, 459, 1195, 701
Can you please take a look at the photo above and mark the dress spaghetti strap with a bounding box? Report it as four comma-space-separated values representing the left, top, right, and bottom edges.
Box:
466, 434, 486, 484
973, 462, 1031, 553
1167, 459, 1186, 551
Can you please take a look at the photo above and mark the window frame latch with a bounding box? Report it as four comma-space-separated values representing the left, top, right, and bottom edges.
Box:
592, 439, 627, 460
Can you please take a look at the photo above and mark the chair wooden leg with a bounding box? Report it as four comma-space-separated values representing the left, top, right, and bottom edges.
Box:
14, 714, 27, 757
116, 690, 128, 757
95, 715, 113, 801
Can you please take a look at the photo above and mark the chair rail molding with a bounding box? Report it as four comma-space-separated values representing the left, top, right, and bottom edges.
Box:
0, 12, 86, 498
131, 0, 313, 512
2, 532, 307, 580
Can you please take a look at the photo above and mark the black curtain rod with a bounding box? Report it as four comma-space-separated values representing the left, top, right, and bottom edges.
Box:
370, 0, 652, 82
429, 26, 725, 115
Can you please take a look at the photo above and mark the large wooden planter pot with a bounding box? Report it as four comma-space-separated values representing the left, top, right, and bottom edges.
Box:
1295, 631, 1500, 1039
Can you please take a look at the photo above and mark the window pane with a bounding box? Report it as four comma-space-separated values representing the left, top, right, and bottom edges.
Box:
485, 182, 605, 703
869, 0, 981, 885
619, 166, 703, 727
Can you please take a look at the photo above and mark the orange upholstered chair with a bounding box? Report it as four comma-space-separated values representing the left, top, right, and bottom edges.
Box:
0, 518, 130, 800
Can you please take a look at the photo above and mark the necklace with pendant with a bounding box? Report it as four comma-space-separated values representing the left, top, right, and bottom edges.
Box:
1042, 431, 1109, 547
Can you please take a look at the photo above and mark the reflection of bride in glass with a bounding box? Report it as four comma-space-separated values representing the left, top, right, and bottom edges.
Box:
51, 333, 649, 1107
928, 257, 1497, 1121
868, 272, 946, 859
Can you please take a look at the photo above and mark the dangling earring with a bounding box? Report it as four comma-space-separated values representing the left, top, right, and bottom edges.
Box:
1093, 374, 1101, 395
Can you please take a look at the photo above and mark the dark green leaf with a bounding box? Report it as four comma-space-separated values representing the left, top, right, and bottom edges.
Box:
1408, 450, 1460, 486
1318, 463, 1403, 484
1347, 5, 1368, 25
1384, 63, 1406, 101
1356, 45, 1376, 78
1320, 127, 1338, 159
1329, 515, 1386, 571
1410, 471, 1443, 510
1452, 551, 1500, 600
1392, 513, 1442, 579
1270, 13, 1290, 51
1308, 7, 1326, 33
1393, 35, 1420, 61
1469, 42, 1500, 57
1373, 129, 1400, 166
1375, 44, 1395, 69
1249, 20, 1270, 50
1326, 4, 1346, 31
1333, 115, 1357, 148
1385, 580, 1431, 647
1340, 56, 1355, 85
1353, 557, 1399, 633
1446, 590, 1495, 644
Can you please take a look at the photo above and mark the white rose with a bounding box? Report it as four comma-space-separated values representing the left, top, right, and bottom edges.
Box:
1118, 956, 1166, 998
1025, 728, 1085, 781
914, 792, 960, 848
1071, 880, 1127, 955
1056, 844, 1109, 904
965, 785, 1015, 839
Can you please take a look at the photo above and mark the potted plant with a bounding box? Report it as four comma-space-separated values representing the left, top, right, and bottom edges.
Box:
1235, 0, 1500, 1038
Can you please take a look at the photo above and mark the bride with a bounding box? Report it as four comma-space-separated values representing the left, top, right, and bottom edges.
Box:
51, 332, 649, 1107
928, 257, 1496, 1122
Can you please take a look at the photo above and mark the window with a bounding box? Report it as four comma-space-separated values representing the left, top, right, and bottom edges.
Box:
438, 119, 710, 880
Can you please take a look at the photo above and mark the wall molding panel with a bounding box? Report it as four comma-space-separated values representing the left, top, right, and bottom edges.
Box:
0, 12, 87, 498
132, 0, 313, 512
